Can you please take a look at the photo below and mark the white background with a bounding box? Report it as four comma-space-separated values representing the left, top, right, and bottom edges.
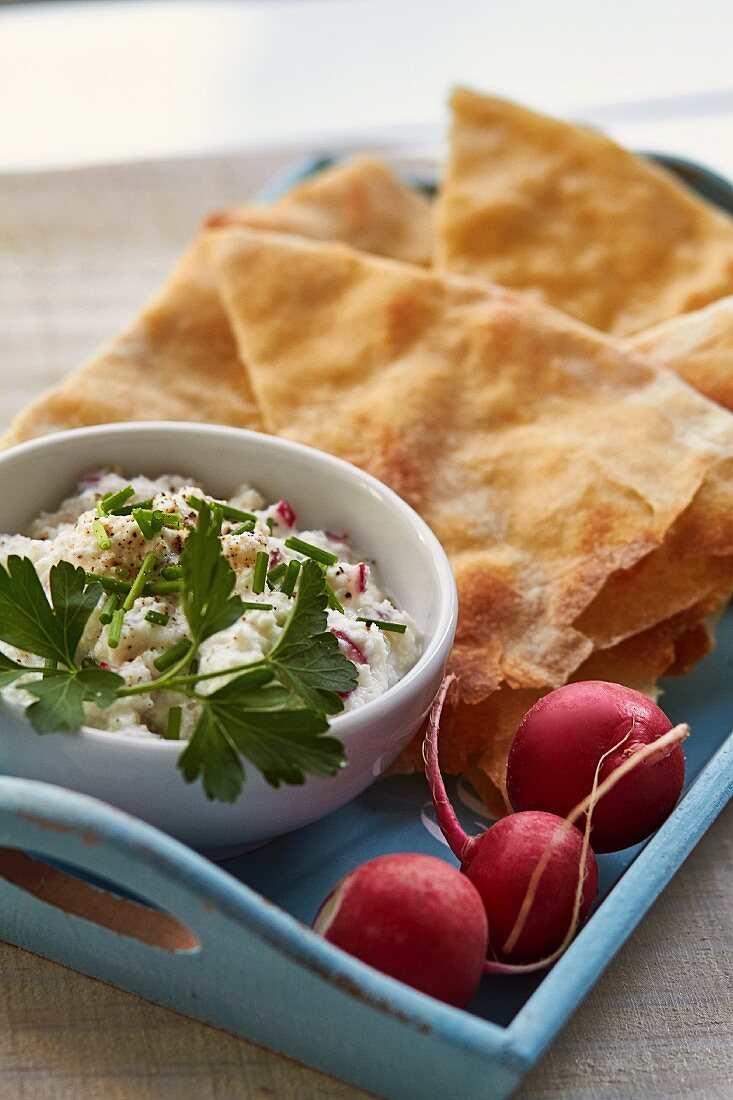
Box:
1, 0, 733, 176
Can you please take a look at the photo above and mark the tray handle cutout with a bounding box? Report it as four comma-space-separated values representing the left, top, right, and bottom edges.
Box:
0, 846, 199, 952
0, 778, 236, 960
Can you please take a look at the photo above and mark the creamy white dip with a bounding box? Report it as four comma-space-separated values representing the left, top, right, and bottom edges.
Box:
0, 472, 421, 740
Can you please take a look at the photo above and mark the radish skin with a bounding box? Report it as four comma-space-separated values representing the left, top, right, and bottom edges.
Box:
423, 677, 599, 966
507, 681, 686, 851
313, 853, 489, 1008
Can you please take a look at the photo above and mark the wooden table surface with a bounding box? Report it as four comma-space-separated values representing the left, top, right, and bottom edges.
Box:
1, 149, 732, 1100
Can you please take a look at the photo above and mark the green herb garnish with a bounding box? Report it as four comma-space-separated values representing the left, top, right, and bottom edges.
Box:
280, 559, 300, 597
97, 486, 134, 516
325, 582, 344, 613
267, 562, 288, 587
187, 495, 257, 524
99, 593, 119, 625
154, 638, 191, 672
0, 557, 124, 730
92, 519, 111, 551
123, 552, 158, 612
165, 705, 182, 741
145, 610, 170, 626
108, 608, 125, 649
356, 617, 407, 634
284, 536, 338, 567
242, 601, 274, 611
0, 502, 358, 803
252, 551, 269, 595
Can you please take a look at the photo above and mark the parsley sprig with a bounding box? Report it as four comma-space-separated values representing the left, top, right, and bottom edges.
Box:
0, 499, 359, 802
0, 557, 124, 732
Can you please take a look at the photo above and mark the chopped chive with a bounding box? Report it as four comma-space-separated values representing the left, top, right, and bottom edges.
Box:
242, 601, 274, 611
145, 610, 170, 626
154, 638, 191, 672
99, 593, 119, 625
87, 572, 129, 593
108, 497, 153, 516
267, 562, 288, 587
97, 485, 135, 516
223, 505, 258, 523
325, 582, 344, 613
266, 517, 275, 533
165, 706, 182, 741
123, 552, 158, 612
231, 520, 256, 535
187, 495, 257, 525
92, 519, 111, 551
356, 617, 407, 634
132, 508, 164, 540
188, 658, 199, 676
145, 580, 182, 596
86, 571, 181, 597
114, 565, 130, 580
252, 550, 269, 594
280, 559, 300, 597
108, 608, 125, 648
160, 565, 183, 580
284, 536, 338, 567
161, 513, 184, 529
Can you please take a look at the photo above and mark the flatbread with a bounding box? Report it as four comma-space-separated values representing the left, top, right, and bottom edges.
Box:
2, 238, 263, 448
629, 296, 733, 412
209, 228, 733, 721
462, 598, 719, 815
3, 157, 434, 451
206, 156, 434, 266
436, 88, 733, 337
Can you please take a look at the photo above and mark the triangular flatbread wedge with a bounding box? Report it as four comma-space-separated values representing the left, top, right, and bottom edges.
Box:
629, 296, 733, 412
2, 238, 264, 447
437, 88, 733, 336
463, 596, 720, 815
209, 228, 733, 716
206, 156, 434, 266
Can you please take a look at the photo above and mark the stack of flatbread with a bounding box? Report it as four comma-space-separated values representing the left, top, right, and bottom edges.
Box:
7, 91, 733, 813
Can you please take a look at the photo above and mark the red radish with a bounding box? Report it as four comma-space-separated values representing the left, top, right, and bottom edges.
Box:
458, 811, 598, 965
330, 628, 368, 666
313, 853, 488, 1008
424, 677, 599, 969
506, 681, 686, 852
275, 500, 296, 527
357, 562, 368, 593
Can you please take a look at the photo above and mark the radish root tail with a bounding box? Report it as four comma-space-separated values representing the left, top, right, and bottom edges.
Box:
484, 720, 689, 974
422, 675, 477, 865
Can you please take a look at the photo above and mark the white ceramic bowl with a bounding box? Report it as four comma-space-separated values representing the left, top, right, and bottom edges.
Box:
0, 424, 457, 850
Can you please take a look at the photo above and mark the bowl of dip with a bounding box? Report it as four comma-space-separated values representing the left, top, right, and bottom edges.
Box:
0, 423, 457, 849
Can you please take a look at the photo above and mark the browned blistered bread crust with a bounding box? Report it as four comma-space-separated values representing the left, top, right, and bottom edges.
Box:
437, 88, 733, 337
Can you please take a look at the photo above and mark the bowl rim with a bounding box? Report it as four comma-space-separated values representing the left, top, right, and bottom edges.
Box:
0, 421, 458, 752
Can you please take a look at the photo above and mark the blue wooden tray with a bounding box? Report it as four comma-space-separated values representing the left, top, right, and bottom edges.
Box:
1, 151, 732, 1100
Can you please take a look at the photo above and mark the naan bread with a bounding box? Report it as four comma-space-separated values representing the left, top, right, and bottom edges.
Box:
209, 228, 733, 734
206, 156, 434, 266
2, 238, 264, 447
437, 88, 733, 336
629, 296, 733, 412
